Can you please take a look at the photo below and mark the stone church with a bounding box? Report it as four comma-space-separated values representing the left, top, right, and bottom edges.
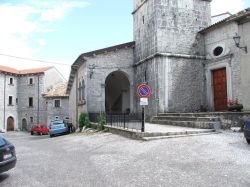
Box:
67, 0, 250, 126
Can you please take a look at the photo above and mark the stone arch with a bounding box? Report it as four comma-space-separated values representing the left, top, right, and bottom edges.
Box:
105, 70, 130, 113
22, 118, 28, 131
7, 116, 14, 131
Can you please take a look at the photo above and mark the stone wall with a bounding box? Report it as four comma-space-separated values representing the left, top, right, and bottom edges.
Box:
45, 97, 69, 125
69, 74, 78, 127
203, 22, 247, 111
239, 21, 250, 110
69, 47, 134, 127
133, 0, 156, 62
133, 0, 211, 62
0, 73, 18, 131
135, 55, 205, 117
17, 74, 47, 130
134, 57, 166, 118
168, 57, 205, 112
85, 47, 134, 113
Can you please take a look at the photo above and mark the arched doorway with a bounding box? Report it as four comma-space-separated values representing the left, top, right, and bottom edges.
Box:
22, 118, 28, 131
7, 117, 14, 131
105, 71, 130, 113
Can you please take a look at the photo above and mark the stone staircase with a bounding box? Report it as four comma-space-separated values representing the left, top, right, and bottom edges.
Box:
151, 113, 221, 129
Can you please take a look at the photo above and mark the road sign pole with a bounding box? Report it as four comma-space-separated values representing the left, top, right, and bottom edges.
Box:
141, 107, 145, 132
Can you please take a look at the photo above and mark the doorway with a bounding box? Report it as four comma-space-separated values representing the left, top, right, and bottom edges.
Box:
212, 68, 227, 111
22, 118, 28, 131
105, 71, 130, 113
7, 116, 14, 131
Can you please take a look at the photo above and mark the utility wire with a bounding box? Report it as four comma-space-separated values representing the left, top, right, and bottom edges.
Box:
0, 53, 71, 66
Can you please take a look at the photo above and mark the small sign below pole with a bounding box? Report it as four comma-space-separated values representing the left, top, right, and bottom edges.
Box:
140, 98, 148, 106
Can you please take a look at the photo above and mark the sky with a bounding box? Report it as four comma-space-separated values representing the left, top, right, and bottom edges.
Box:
0, 0, 249, 79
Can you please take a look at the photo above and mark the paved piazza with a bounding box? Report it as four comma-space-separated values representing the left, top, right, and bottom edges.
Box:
0, 131, 250, 187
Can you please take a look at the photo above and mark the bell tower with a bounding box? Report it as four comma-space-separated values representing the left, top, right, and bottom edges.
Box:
133, 0, 212, 62
133, 0, 212, 115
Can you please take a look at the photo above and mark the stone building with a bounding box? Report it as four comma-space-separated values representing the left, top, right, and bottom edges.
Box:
42, 83, 69, 125
67, 0, 250, 127
0, 65, 66, 132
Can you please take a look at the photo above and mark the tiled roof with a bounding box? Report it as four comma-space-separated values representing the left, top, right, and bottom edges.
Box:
43, 83, 69, 98
200, 8, 250, 33
0, 65, 19, 74
0, 65, 52, 75
19, 67, 52, 74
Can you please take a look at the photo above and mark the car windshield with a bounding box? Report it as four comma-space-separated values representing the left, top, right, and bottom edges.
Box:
52, 121, 64, 125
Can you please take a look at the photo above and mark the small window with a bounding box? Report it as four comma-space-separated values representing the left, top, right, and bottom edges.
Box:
9, 78, 13, 85
29, 97, 33, 107
29, 78, 33, 85
16, 98, 18, 104
142, 16, 145, 24
30, 117, 33, 123
8, 96, 13, 105
54, 100, 60, 108
213, 46, 223, 56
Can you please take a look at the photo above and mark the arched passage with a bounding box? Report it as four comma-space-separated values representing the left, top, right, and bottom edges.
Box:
105, 71, 130, 113
7, 116, 14, 131
22, 118, 28, 131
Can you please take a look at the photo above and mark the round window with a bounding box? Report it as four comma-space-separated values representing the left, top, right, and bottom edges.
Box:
213, 46, 223, 56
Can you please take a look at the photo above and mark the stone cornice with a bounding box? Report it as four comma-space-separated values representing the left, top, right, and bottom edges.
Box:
134, 52, 206, 67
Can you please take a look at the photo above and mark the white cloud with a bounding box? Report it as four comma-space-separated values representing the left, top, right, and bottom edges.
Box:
0, 0, 89, 79
39, 1, 89, 22
37, 38, 46, 46
211, 0, 245, 15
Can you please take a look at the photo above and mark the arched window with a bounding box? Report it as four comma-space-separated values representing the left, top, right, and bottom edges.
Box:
78, 79, 85, 102
81, 79, 85, 101
78, 82, 82, 101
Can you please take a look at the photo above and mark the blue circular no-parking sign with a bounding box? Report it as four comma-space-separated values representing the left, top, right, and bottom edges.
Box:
137, 84, 151, 98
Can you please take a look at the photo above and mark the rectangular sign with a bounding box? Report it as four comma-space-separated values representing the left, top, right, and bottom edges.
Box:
140, 98, 148, 106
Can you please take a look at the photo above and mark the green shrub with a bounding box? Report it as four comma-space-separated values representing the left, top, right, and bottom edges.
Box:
98, 113, 106, 131
79, 113, 87, 130
85, 117, 91, 128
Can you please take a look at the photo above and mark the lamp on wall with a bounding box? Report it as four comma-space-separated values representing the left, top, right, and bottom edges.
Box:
88, 64, 97, 79
233, 33, 248, 53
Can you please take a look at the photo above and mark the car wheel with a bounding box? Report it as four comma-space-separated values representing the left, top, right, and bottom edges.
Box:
31, 131, 34, 135
246, 139, 250, 144
50, 135, 53, 138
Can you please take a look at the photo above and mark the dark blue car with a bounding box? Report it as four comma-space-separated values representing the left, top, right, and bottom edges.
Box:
244, 119, 250, 144
0, 135, 16, 173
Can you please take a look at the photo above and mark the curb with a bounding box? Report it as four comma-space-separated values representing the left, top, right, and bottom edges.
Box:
142, 132, 221, 141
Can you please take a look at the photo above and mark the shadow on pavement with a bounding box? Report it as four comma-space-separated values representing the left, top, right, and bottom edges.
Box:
0, 173, 9, 183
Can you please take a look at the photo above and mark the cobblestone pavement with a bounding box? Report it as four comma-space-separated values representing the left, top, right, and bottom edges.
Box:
0, 131, 250, 187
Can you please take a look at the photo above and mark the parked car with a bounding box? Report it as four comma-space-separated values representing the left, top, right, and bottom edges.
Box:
0, 135, 16, 173
244, 119, 250, 144
49, 120, 69, 138
30, 124, 49, 135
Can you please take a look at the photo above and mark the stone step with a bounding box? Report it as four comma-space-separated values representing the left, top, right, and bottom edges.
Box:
142, 131, 220, 141
152, 116, 220, 122
141, 129, 216, 137
151, 120, 218, 129
158, 113, 221, 117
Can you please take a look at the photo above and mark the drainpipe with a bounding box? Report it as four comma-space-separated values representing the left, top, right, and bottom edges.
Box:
37, 75, 40, 124
3, 74, 6, 129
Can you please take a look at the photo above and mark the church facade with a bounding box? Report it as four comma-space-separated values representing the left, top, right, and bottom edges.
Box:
67, 0, 250, 126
